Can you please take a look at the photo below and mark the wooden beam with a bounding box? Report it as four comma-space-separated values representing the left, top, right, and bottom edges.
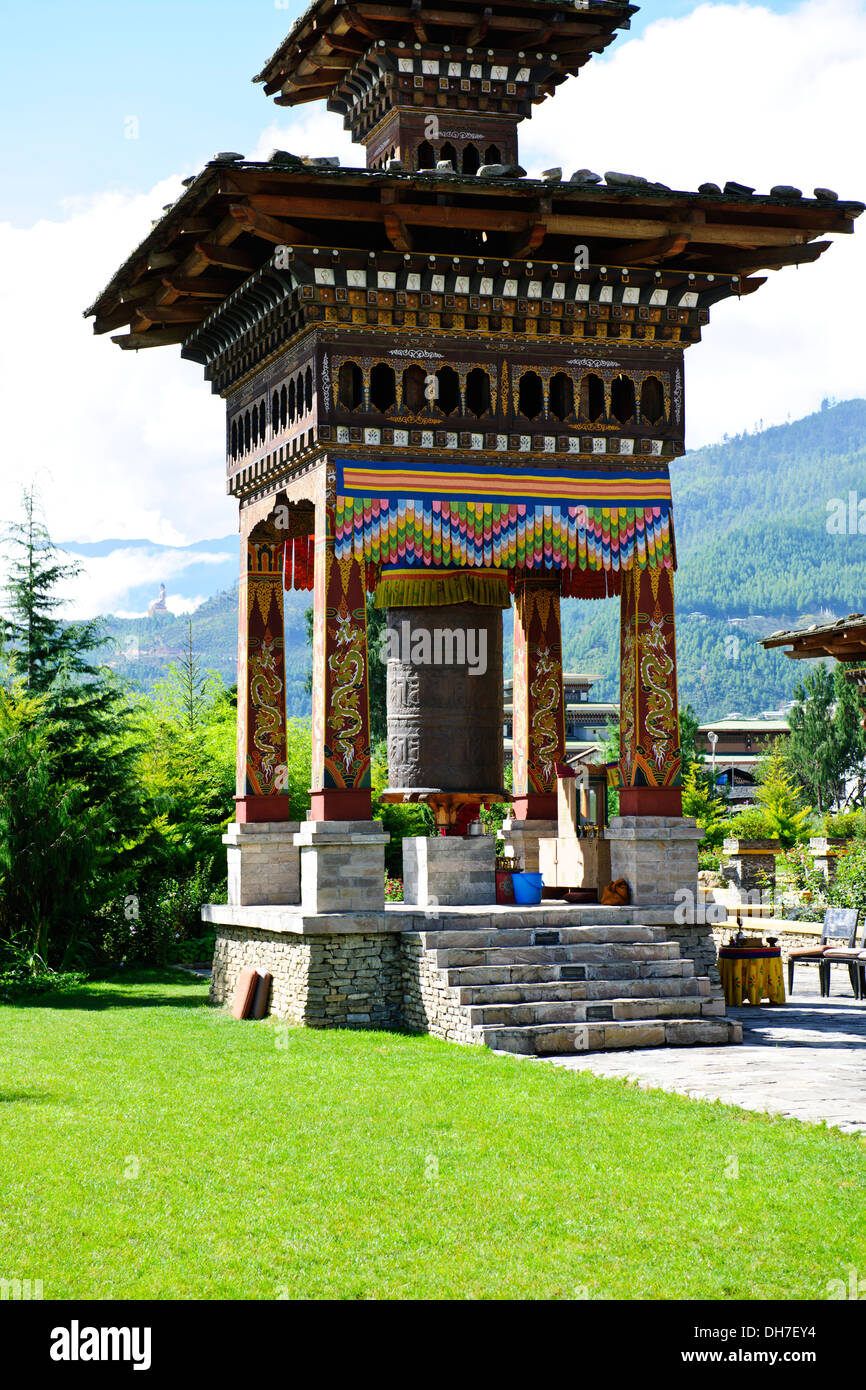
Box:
133, 302, 206, 326
111, 328, 188, 349
545, 213, 816, 247
246, 191, 530, 232
161, 272, 239, 297
193, 241, 259, 271
228, 204, 310, 246
605, 234, 692, 265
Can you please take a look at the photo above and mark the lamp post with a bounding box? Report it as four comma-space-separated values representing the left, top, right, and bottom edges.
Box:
707, 730, 718, 793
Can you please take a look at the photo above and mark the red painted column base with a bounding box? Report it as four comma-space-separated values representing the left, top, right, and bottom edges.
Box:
234, 795, 294, 824
619, 786, 683, 817
511, 794, 557, 821
310, 788, 372, 821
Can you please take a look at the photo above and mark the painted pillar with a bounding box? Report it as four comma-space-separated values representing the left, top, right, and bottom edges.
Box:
618, 562, 682, 816
310, 495, 373, 820
236, 532, 291, 823
511, 575, 566, 821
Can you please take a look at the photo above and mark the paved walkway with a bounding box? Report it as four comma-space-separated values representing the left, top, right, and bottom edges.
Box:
546, 976, 866, 1134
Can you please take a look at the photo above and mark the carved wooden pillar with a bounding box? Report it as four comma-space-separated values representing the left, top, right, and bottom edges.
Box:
310, 496, 373, 819
618, 562, 683, 816
511, 575, 566, 821
236, 529, 291, 823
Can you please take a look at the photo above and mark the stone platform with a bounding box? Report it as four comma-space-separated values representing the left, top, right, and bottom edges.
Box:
204, 901, 737, 1054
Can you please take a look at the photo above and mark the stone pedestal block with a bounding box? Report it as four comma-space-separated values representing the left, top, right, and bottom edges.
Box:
809, 835, 846, 883
501, 818, 557, 874
403, 835, 496, 907
721, 837, 781, 907
294, 821, 389, 914
607, 816, 702, 907
224, 821, 301, 906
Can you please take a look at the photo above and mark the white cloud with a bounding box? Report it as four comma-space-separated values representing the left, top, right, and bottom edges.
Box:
0, 0, 863, 563
58, 546, 233, 619
520, 0, 866, 444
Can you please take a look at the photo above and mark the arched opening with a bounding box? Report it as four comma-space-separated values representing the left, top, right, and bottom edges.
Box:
280, 385, 288, 429
465, 367, 491, 417
518, 370, 544, 421
484, 144, 501, 166
272, 391, 280, 435
435, 365, 460, 415
289, 377, 296, 422
641, 375, 666, 426
462, 143, 480, 175
370, 362, 396, 412
244, 411, 251, 451
252, 404, 260, 447
439, 141, 457, 170
416, 140, 435, 170
338, 361, 363, 410
231, 421, 238, 458
549, 372, 574, 422
610, 374, 636, 424
304, 366, 313, 414
402, 364, 428, 413
579, 374, 605, 423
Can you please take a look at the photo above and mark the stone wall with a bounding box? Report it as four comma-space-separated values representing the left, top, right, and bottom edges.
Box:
211, 926, 402, 1028
666, 923, 721, 986
400, 932, 479, 1044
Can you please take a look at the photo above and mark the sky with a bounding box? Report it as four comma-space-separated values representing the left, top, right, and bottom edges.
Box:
1, 0, 864, 616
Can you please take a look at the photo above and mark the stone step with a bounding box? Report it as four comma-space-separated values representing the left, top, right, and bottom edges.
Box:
481, 1016, 743, 1056
413, 925, 667, 949
457, 975, 713, 1006
434, 942, 682, 968
444, 959, 695, 987
468, 996, 726, 1027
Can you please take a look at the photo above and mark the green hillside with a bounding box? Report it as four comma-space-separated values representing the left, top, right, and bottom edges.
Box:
99, 399, 866, 722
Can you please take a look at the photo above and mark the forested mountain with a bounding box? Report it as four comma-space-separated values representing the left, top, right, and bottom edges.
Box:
97, 399, 866, 722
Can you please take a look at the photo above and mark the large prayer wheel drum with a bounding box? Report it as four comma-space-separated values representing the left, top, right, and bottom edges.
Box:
385, 603, 504, 793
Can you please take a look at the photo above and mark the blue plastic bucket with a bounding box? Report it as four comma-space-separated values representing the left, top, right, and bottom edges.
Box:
511, 872, 544, 905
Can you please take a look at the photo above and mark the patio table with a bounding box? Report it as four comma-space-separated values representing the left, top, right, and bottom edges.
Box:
719, 944, 786, 1006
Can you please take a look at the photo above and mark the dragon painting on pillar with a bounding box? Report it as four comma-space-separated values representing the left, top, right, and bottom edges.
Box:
619, 563, 682, 812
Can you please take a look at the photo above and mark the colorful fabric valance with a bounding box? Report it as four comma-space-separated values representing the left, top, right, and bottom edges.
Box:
374, 565, 511, 609
334, 458, 673, 575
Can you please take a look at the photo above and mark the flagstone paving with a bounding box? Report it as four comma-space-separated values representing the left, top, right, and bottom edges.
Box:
543, 976, 866, 1134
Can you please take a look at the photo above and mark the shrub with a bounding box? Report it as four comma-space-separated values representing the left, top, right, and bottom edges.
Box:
823, 810, 866, 840
0, 967, 89, 1004
722, 808, 774, 841
385, 875, 404, 903
829, 841, 866, 915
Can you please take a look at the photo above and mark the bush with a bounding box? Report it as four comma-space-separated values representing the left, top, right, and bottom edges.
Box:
0, 967, 89, 1004
385, 875, 403, 903
823, 810, 866, 840
722, 808, 774, 841
95, 861, 224, 966
698, 849, 722, 873
829, 841, 866, 915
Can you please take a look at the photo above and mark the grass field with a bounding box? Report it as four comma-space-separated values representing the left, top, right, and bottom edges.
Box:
1, 970, 864, 1300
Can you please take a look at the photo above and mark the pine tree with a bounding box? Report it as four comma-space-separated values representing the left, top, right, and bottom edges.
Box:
756, 741, 812, 846
0, 490, 147, 967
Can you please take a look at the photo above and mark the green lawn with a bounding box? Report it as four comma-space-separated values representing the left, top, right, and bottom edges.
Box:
1, 970, 864, 1300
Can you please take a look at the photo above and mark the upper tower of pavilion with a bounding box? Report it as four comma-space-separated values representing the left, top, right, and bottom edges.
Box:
254, 0, 636, 171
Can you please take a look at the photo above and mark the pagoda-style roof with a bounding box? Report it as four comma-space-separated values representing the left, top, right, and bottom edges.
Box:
254, 0, 636, 108
84, 157, 862, 350
761, 614, 866, 662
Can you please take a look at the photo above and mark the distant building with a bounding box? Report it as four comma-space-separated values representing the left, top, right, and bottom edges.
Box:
504, 673, 618, 764
698, 716, 790, 801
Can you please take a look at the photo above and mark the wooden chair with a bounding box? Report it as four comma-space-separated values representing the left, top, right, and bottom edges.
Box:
786, 907, 859, 997
822, 913, 866, 998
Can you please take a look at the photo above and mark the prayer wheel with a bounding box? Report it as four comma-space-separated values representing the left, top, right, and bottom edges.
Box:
384, 602, 504, 794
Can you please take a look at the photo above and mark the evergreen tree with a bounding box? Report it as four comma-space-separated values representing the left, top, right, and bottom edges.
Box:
784, 664, 853, 813
0, 490, 147, 967
755, 741, 812, 846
